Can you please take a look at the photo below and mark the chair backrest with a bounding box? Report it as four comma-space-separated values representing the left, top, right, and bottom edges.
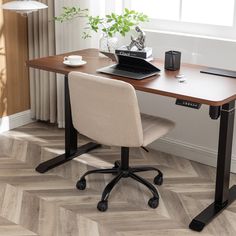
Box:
68, 72, 143, 147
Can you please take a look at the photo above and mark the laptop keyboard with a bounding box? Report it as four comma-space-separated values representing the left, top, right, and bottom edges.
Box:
97, 63, 159, 80
115, 65, 147, 74
106, 65, 150, 79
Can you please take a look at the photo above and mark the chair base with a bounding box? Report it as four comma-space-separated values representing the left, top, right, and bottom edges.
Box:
76, 148, 163, 212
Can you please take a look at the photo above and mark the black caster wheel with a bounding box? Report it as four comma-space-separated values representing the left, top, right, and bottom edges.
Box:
154, 174, 163, 186
148, 196, 159, 209
114, 161, 120, 168
76, 178, 86, 190
97, 200, 108, 212
112, 161, 120, 175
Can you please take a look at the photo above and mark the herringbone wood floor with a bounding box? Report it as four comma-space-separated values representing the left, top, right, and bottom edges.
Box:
0, 122, 236, 236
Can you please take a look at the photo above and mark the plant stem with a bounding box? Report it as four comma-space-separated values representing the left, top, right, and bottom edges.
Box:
106, 37, 111, 52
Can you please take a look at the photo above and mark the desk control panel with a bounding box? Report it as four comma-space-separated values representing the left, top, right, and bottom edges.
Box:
175, 99, 201, 109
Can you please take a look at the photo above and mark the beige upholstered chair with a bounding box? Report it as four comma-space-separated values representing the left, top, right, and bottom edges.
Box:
68, 71, 175, 212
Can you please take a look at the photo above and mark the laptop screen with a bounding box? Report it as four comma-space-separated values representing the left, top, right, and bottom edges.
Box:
117, 55, 160, 72
97, 54, 161, 80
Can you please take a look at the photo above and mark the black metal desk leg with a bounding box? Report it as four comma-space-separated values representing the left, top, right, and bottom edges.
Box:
64, 74, 79, 156
189, 101, 236, 232
35, 75, 101, 173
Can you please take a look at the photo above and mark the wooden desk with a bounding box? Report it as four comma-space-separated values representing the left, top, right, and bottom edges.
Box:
27, 48, 236, 232
27, 48, 236, 106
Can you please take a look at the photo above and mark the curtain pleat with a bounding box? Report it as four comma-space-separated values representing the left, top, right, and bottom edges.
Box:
54, 0, 92, 128
28, 0, 57, 124
28, 0, 97, 128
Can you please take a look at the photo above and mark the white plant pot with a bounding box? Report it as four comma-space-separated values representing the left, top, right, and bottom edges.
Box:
99, 34, 118, 53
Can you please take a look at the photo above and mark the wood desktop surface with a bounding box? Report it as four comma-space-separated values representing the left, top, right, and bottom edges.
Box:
26, 48, 236, 106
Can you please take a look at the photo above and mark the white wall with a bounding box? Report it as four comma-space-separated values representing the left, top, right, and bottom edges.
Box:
135, 31, 236, 171
54, 1, 236, 172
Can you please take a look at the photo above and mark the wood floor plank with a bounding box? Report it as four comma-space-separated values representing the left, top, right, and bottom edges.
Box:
0, 122, 236, 235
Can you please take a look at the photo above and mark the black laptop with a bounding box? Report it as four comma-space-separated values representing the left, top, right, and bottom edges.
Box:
97, 54, 160, 80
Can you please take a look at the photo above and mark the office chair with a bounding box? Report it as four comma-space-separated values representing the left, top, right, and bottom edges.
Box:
68, 72, 175, 212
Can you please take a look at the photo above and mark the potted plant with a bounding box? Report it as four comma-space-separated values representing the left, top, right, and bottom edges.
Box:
55, 7, 148, 52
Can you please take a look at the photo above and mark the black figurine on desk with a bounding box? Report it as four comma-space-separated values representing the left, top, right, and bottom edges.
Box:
115, 26, 152, 60
127, 26, 146, 51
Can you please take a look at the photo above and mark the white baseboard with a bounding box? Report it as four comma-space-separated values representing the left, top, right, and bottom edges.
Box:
150, 137, 236, 174
0, 110, 33, 133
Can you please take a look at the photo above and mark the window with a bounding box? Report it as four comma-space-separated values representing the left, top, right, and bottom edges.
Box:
123, 0, 236, 40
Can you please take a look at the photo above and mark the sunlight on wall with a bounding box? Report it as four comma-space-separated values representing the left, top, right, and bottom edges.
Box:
0, 6, 7, 119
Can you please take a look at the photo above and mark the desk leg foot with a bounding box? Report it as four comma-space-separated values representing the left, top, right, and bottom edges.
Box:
36, 142, 101, 173
189, 185, 236, 232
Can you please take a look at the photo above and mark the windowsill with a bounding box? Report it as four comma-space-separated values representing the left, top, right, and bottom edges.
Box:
144, 28, 236, 43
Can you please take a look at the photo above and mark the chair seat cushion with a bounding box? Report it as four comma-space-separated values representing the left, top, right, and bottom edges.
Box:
141, 113, 175, 146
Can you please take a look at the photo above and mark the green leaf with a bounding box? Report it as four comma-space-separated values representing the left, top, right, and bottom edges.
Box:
111, 13, 116, 19
107, 18, 113, 23
55, 5, 149, 39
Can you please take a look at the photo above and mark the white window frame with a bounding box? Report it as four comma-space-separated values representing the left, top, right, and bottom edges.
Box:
123, 0, 236, 40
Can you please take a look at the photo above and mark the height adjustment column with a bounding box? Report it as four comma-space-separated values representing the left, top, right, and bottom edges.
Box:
190, 101, 235, 232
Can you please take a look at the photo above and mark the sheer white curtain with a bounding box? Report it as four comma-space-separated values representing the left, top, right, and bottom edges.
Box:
28, 0, 56, 123
29, 0, 122, 127
54, 0, 93, 128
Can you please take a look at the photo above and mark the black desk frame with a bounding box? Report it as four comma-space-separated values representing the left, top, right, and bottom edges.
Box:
189, 101, 236, 231
35, 75, 101, 173
34, 73, 236, 232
